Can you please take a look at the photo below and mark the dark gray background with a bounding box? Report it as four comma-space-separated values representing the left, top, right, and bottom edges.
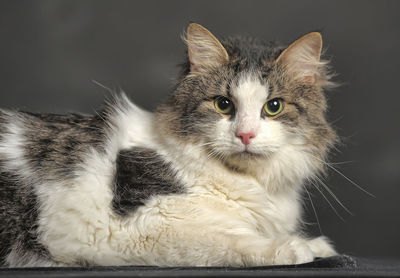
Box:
1, 0, 399, 259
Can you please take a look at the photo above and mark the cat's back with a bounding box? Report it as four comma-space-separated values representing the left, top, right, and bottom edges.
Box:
0, 109, 110, 265
0, 96, 164, 266
0, 109, 108, 178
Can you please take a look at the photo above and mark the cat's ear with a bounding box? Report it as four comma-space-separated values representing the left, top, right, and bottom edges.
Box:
276, 32, 324, 84
186, 23, 229, 73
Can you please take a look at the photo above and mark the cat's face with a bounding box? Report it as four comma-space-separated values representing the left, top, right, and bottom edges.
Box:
157, 24, 336, 168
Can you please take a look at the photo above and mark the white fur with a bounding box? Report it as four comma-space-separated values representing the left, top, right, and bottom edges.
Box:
232, 73, 268, 136
0, 112, 32, 174
2, 90, 335, 266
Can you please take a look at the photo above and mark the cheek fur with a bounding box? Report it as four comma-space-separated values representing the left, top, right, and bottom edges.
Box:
205, 118, 243, 154
250, 119, 288, 152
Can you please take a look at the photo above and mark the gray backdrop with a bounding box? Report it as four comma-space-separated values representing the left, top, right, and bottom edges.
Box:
1, 0, 399, 259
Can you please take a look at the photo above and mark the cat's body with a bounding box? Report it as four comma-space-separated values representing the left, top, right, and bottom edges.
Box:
0, 24, 337, 267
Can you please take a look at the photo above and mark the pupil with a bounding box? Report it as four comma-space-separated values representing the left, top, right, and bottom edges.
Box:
219, 99, 230, 110
268, 100, 279, 112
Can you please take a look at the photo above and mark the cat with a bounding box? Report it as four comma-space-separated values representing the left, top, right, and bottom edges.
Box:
0, 23, 338, 267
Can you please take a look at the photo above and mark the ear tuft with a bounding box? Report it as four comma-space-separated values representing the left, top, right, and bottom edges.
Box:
276, 32, 334, 87
185, 23, 229, 73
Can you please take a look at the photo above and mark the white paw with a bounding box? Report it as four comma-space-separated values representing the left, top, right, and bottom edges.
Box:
307, 236, 337, 258
272, 237, 314, 265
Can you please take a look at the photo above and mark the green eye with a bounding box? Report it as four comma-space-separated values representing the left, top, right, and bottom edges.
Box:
214, 97, 234, 115
264, 98, 284, 116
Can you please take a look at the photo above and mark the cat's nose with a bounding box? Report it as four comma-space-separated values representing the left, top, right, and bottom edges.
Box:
236, 132, 256, 145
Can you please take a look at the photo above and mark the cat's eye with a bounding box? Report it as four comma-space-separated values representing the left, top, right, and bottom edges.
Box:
214, 97, 234, 115
264, 98, 284, 116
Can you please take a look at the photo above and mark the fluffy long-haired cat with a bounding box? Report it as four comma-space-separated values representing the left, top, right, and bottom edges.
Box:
0, 23, 338, 267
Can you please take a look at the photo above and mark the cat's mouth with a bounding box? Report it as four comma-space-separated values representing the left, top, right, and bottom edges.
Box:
231, 149, 263, 159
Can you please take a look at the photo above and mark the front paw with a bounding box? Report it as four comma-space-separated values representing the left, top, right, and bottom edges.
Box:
272, 237, 314, 265
307, 236, 337, 258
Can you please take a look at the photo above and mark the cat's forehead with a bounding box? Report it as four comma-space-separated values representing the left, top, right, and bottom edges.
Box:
231, 72, 269, 104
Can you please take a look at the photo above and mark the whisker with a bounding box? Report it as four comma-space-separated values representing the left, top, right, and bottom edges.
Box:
314, 175, 354, 216
325, 163, 375, 197
309, 153, 374, 197
309, 180, 345, 222
330, 115, 344, 125
304, 186, 323, 235
326, 160, 355, 166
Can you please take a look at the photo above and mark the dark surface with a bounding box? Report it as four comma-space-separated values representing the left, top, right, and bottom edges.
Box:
0, 0, 399, 259
0, 256, 399, 277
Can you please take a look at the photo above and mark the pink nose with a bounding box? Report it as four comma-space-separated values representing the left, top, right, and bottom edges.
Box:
236, 132, 256, 145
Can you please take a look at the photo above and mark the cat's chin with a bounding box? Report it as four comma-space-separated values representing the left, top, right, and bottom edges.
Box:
222, 150, 270, 173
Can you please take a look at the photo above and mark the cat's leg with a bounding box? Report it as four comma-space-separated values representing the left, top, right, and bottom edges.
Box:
147, 222, 323, 266
152, 225, 278, 266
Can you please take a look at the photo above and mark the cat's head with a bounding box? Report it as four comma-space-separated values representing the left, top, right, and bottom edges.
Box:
156, 23, 337, 175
